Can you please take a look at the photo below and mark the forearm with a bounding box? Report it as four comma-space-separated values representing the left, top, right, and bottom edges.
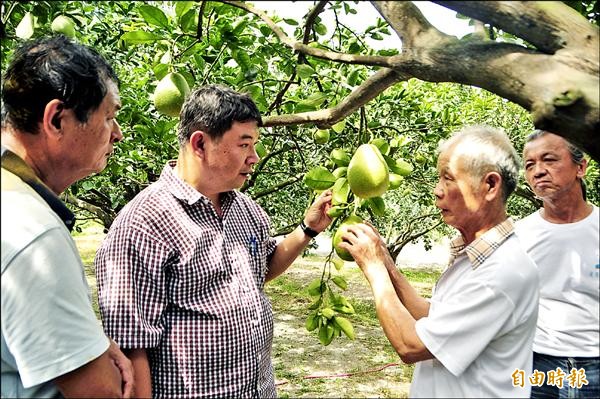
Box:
367, 269, 433, 364
386, 264, 431, 320
124, 348, 152, 398
266, 226, 311, 282
54, 351, 124, 398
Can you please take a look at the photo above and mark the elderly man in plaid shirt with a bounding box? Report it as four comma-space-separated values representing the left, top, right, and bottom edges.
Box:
338, 125, 540, 398
95, 84, 332, 398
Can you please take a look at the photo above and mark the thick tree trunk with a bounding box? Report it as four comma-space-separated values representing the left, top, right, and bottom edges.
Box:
227, 0, 599, 159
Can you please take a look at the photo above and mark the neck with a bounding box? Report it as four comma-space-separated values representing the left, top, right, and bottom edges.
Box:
1, 128, 70, 194
459, 204, 507, 246
541, 193, 592, 223
175, 151, 222, 211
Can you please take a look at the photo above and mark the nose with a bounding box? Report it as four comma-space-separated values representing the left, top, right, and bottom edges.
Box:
531, 162, 547, 178
433, 180, 443, 199
112, 119, 123, 143
247, 144, 260, 165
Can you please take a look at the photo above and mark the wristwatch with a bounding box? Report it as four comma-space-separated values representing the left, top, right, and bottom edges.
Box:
299, 221, 319, 238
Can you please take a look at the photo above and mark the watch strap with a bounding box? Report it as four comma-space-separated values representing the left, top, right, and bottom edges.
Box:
300, 221, 319, 238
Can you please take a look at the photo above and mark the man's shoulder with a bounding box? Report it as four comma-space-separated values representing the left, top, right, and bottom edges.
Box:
114, 180, 176, 221
484, 234, 538, 280
233, 190, 263, 210
514, 209, 542, 229
1, 170, 67, 247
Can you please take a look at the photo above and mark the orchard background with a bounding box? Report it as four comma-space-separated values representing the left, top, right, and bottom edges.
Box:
2, 0, 598, 355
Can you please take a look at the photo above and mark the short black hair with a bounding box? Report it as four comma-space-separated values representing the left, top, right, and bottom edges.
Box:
178, 84, 262, 146
1, 35, 119, 134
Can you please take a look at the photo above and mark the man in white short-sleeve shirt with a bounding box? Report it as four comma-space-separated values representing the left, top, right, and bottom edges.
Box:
516, 130, 599, 399
1, 36, 133, 398
339, 125, 539, 398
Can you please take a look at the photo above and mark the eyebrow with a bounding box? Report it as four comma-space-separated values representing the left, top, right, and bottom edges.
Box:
239, 133, 255, 141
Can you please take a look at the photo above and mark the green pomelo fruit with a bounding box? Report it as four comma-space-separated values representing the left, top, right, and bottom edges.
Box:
333, 214, 363, 261
388, 173, 404, 190
313, 129, 330, 144
347, 144, 389, 199
51, 15, 76, 38
154, 72, 190, 117
330, 148, 351, 167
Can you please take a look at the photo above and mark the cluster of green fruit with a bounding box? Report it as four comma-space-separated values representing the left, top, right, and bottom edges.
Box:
303, 129, 414, 345
305, 134, 414, 261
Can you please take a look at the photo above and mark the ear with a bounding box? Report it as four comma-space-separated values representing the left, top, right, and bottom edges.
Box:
483, 172, 502, 201
189, 130, 206, 158
42, 99, 64, 136
576, 158, 588, 179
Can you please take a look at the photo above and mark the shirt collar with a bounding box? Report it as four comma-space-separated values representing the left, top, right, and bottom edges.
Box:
1, 146, 76, 231
161, 160, 237, 207
448, 218, 515, 270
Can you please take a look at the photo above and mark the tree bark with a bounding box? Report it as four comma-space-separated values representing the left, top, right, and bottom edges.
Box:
225, 0, 599, 160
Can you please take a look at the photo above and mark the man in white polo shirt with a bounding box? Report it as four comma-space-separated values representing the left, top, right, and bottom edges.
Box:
339, 125, 539, 397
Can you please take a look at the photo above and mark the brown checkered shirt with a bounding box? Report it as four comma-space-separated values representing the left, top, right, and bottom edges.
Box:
95, 161, 278, 398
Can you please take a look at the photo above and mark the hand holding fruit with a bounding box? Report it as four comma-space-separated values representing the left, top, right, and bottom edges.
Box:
337, 222, 391, 279
303, 190, 333, 234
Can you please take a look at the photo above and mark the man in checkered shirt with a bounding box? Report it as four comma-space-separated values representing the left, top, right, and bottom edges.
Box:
95, 84, 333, 398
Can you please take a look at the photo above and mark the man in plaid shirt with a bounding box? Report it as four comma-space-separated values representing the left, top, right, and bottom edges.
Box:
95, 84, 332, 398
338, 126, 540, 397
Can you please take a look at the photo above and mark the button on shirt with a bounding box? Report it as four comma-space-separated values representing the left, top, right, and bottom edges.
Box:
95, 161, 278, 398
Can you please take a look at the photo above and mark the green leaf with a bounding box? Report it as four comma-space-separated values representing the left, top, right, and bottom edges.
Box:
296, 64, 315, 79
321, 307, 335, 319
383, 155, 414, 176
326, 205, 346, 218
333, 316, 355, 340
283, 18, 299, 25
179, 9, 197, 33
314, 22, 327, 36
330, 148, 351, 167
332, 178, 349, 205
139, 5, 169, 28
347, 69, 360, 86
175, 1, 195, 19
367, 196, 386, 216
370, 138, 390, 155
121, 31, 163, 44
305, 312, 319, 331
308, 298, 322, 310
233, 49, 252, 71
255, 141, 267, 158
331, 120, 346, 133
299, 92, 327, 107
332, 167, 347, 179
331, 257, 344, 271
303, 167, 336, 190
16, 12, 35, 39
318, 322, 334, 346
307, 279, 326, 296
331, 276, 348, 290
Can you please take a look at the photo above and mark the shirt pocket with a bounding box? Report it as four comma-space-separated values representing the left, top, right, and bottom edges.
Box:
246, 234, 269, 287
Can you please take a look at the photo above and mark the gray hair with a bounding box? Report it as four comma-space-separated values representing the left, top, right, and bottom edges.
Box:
525, 129, 587, 201
438, 125, 520, 203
